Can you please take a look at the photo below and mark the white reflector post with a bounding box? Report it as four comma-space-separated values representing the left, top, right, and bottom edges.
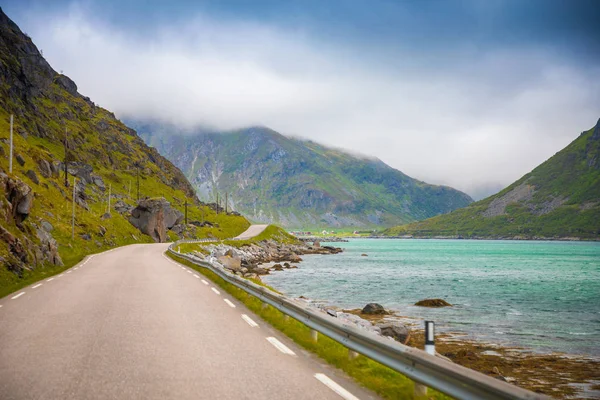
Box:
425, 320, 435, 355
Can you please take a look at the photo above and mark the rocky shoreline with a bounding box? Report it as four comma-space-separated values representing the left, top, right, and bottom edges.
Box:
187, 239, 342, 280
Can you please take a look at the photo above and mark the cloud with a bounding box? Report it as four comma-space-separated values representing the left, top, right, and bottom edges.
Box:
17, 4, 600, 199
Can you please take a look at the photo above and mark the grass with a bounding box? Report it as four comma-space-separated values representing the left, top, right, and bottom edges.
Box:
167, 252, 451, 400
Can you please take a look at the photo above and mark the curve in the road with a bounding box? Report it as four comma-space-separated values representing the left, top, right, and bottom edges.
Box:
0, 244, 376, 400
233, 224, 270, 240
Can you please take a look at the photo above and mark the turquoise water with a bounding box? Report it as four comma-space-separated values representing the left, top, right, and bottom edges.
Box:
263, 239, 600, 357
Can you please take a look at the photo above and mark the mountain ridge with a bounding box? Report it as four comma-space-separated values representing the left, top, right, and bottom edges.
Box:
383, 118, 600, 239
133, 121, 473, 229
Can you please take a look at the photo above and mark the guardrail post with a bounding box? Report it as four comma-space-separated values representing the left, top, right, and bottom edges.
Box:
414, 321, 435, 398
310, 329, 318, 343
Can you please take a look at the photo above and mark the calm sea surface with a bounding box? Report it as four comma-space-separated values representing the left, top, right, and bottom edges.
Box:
263, 239, 600, 357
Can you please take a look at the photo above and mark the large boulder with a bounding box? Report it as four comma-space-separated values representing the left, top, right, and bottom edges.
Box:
129, 198, 183, 242
361, 303, 388, 315
378, 322, 411, 344
1, 173, 34, 227
217, 255, 242, 272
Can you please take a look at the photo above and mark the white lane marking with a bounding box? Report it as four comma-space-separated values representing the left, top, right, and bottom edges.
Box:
224, 299, 236, 308
66, 271, 72, 274
266, 337, 296, 356
32, 284, 42, 289
46, 278, 54, 282
211, 287, 220, 295
201, 280, 209, 285
242, 314, 259, 327
187, 270, 193, 274
11, 292, 25, 300
74, 267, 78, 270
193, 274, 200, 278
314, 374, 359, 400
181, 267, 185, 270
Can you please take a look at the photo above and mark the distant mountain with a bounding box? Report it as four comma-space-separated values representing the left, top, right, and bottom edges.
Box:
384, 119, 600, 239
133, 122, 473, 229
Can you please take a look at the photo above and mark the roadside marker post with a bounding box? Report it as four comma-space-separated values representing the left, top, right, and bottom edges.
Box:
415, 321, 435, 398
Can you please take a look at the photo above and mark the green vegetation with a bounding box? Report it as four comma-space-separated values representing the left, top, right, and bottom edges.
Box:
0, 13, 249, 298
384, 122, 600, 240
168, 252, 449, 400
223, 224, 299, 247
135, 122, 473, 229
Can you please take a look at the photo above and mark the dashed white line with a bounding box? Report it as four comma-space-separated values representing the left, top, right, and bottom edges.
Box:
266, 337, 296, 355
46, 278, 54, 282
314, 374, 359, 400
242, 314, 259, 327
193, 274, 200, 278
11, 292, 25, 300
74, 267, 78, 270
181, 267, 185, 270
32, 283, 42, 289
57, 274, 64, 278
224, 299, 236, 308
201, 280, 209, 285
187, 270, 193, 274
211, 287, 221, 295
66, 271, 72, 274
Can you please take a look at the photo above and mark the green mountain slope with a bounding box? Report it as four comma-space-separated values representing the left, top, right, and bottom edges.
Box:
0, 8, 249, 297
384, 119, 600, 239
133, 122, 473, 229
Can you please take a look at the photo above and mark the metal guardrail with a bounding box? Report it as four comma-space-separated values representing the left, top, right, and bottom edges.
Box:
167, 241, 549, 400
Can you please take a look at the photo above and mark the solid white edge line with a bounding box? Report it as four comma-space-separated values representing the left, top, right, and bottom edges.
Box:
11, 292, 25, 300
32, 283, 42, 289
241, 314, 259, 327
211, 287, 220, 295
266, 337, 296, 355
224, 299, 236, 308
314, 374, 360, 400
201, 280, 209, 285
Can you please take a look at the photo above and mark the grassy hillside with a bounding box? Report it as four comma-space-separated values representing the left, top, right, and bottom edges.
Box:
384, 120, 600, 239
0, 8, 249, 297
134, 122, 473, 229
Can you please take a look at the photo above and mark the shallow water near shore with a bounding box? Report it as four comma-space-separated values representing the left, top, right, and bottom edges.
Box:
263, 239, 600, 357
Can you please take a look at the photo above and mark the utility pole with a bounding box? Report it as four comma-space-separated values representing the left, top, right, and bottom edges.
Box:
72, 177, 76, 240
136, 164, 140, 202
9, 114, 13, 173
64, 127, 69, 187
184, 200, 188, 225
107, 184, 112, 214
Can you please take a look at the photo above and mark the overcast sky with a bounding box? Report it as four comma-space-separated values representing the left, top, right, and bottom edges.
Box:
4, 0, 600, 199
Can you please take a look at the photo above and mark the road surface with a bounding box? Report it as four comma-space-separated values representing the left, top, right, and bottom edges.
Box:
0, 244, 377, 400
234, 224, 269, 240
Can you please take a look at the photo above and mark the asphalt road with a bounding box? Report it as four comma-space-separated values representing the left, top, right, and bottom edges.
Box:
234, 224, 269, 240
0, 244, 377, 400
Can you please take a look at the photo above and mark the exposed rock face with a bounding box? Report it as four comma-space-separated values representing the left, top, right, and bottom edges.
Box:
114, 200, 133, 214
593, 118, 600, 140
378, 322, 411, 344
415, 298, 452, 307
1, 173, 34, 227
37, 159, 52, 178
36, 226, 63, 266
361, 303, 388, 315
25, 169, 39, 185
482, 183, 534, 218
129, 198, 183, 242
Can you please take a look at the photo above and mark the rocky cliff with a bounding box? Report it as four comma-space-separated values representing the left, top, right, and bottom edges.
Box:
134, 122, 473, 229
0, 8, 249, 297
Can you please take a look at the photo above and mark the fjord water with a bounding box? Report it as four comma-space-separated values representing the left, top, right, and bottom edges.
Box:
263, 239, 600, 357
